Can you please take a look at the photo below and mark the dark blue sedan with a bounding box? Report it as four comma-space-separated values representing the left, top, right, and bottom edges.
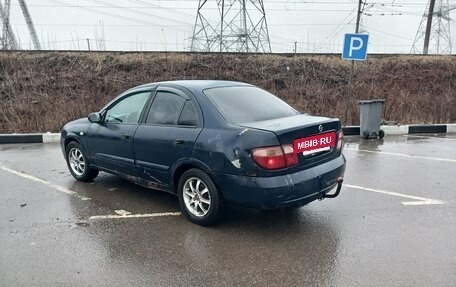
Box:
61, 80, 346, 225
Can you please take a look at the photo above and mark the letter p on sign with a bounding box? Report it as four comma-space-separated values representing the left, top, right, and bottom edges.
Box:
342, 33, 369, 61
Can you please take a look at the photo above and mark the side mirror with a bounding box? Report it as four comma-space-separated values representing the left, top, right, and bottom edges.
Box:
88, 112, 102, 123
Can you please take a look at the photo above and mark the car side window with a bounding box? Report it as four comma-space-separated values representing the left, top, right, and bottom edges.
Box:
146, 92, 185, 125
178, 101, 198, 126
105, 92, 150, 124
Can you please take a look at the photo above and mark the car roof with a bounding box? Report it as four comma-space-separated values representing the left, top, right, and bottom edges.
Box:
132, 80, 252, 92
104, 80, 254, 111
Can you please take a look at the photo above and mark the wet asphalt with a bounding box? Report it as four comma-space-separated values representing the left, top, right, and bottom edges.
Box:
0, 134, 455, 286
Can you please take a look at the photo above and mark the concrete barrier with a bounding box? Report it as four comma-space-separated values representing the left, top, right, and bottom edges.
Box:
1, 124, 456, 144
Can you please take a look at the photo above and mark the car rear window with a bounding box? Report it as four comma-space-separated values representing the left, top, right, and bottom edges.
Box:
203, 86, 298, 124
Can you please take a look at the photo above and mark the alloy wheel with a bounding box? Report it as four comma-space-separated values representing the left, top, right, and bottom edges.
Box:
68, 148, 85, 176
183, 177, 211, 217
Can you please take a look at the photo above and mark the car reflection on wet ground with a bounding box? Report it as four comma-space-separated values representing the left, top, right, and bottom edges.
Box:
1, 134, 455, 286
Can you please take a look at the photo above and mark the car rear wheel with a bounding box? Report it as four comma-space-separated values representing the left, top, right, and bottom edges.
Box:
66, 142, 99, 182
178, 169, 223, 226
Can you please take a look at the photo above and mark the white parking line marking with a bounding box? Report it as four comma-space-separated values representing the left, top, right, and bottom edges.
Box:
345, 184, 445, 205
89, 212, 181, 220
0, 164, 91, 201
344, 148, 456, 163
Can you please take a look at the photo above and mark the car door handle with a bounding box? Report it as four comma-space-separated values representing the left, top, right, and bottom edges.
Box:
174, 139, 185, 145
121, 133, 132, 140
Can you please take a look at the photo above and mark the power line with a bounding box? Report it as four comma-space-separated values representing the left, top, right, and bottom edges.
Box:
317, 8, 358, 51
84, 0, 195, 27
46, 0, 192, 32
10, 0, 440, 54
20, 37, 420, 48
127, 0, 197, 19
11, 22, 348, 27
25, 1, 429, 10
360, 24, 413, 40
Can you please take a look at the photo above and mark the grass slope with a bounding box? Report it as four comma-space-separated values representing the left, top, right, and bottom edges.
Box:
0, 52, 455, 133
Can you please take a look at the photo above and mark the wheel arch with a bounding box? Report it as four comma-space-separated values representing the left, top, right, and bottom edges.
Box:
64, 136, 81, 152
172, 160, 217, 193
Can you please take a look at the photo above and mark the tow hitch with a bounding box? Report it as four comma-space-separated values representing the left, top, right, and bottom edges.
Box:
324, 177, 343, 198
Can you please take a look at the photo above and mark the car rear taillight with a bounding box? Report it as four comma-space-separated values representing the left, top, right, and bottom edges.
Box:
251, 144, 298, 170
282, 145, 299, 166
336, 131, 344, 151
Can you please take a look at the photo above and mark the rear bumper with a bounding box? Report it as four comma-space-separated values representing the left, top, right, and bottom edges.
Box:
214, 154, 346, 209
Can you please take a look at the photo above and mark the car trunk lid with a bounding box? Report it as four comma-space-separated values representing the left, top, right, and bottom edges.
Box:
240, 114, 341, 170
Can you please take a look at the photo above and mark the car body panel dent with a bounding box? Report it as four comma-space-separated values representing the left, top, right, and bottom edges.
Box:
133, 124, 203, 186
192, 126, 280, 176
214, 154, 346, 209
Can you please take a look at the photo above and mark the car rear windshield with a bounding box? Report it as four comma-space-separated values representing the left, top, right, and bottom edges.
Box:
204, 86, 299, 124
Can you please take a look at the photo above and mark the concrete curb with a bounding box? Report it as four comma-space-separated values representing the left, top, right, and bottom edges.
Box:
0, 132, 60, 144
342, 124, 456, 136
0, 124, 455, 144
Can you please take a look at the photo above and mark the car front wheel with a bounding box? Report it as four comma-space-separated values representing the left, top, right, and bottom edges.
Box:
66, 142, 99, 182
178, 169, 223, 226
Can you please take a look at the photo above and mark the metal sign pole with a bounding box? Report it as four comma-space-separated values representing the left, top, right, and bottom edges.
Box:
343, 0, 363, 127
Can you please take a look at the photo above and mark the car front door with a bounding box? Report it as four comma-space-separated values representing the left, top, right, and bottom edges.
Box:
86, 90, 152, 176
133, 87, 203, 187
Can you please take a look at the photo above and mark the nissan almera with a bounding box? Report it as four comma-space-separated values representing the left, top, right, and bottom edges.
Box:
61, 80, 346, 225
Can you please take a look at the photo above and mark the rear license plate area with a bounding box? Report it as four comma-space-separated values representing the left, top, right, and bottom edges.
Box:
293, 132, 336, 155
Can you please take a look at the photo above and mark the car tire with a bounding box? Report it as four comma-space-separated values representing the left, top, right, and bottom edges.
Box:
177, 168, 223, 226
65, 142, 99, 182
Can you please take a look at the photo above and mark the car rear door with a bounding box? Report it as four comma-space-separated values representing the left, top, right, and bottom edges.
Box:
86, 89, 152, 176
133, 86, 203, 187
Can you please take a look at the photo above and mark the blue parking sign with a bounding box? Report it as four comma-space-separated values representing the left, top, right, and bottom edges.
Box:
342, 33, 369, 61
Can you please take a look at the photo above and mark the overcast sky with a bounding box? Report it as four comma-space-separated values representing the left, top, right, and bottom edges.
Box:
5, 0, 455, 54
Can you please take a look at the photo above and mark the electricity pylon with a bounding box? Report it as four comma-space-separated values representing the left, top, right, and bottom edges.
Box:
18, 0, 40, 49
191, 0, 271, 53
411, 0, 455, 54
0, 0, 18, 49
0, 0, 41, 50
